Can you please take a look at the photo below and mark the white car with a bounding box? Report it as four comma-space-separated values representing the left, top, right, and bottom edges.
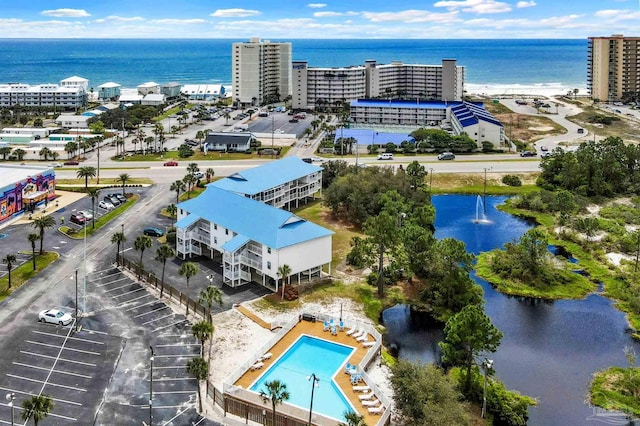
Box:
38, 309, 73, 326
98, 200, 115, 210
48, 162, 62, 168
193, 171, 204, 179
78, 210, 93, 220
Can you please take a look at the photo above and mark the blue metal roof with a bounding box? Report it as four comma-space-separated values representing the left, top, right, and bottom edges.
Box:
350, 99, 462, 109
175, 214, 201, 229
211, 157, 322, 196
177, 186, 333, 249
451, 102, 503, 128
221, 234, 250, 253
334, 128, 414, 146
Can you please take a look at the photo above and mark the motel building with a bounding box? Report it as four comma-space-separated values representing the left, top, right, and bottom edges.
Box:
0, 165, 56, 224
176, 157, 332, 289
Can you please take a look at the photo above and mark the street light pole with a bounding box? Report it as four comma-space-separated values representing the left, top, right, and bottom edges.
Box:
149, 346, 154, 426
6, 392, 15, 426
481, 358, 493, 418
307, 373, 320, 426
120, 223, 124, 266
75, 269, 78, 332
429, 168, 434, 192
483, 167, 492, 213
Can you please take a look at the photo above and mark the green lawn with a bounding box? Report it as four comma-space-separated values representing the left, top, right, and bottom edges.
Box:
112, 146, 291, 162
59, 194, 140, 239
590, 366, 640, 416
0, 252, 59, 301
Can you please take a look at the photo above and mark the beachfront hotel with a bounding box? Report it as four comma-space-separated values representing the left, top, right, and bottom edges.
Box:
0, 76, 88, 110
232, 38, 292, 107
588, 34, 640, 102
292, 59, 465, 110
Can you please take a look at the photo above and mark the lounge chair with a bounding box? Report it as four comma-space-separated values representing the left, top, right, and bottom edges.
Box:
363, 341, 376, 348
352, 385, 370, 392
251, 361, 264, 370
346, 325, 357, 336
331, 326, 338, 336
356, 333, 369, 342
368, 405, 384, 415
260, 352, 272, 361
323, 320, 330, 331
362, 398, 380, 407
352, 329, 365, 339
350, 373, 363, 385
358, 390, 375, 400
344, 362, 352, 374
329, 318, 335, 327
339, 320, 345, 331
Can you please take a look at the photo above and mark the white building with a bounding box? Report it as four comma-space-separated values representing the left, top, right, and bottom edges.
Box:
292, 59, 465, 109
176, 186, 332, 289
142, 93, 166, 106
181, 84, 227, 101
232, 38, 292, 107
137, 82, 160, 96
55, 114, 91, 129
450, 102, 505, 147
1, 127, 58, 138
211, 156, 322, 209
60, 76, 89, 91
0, 83, 87, 110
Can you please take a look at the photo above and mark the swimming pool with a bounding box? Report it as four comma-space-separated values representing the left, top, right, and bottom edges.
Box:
250, 335, 355, 421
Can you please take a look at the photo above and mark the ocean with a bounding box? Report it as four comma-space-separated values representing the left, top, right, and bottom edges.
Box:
0, 38, 587, 95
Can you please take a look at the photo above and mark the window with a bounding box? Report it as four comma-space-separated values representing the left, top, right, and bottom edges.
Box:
267, 247, 271, 254
267, 261, 271, 269
214, 224, 217, 230
225, 229, 229, 235
214, 237, 217, 244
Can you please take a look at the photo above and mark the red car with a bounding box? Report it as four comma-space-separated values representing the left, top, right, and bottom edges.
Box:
164, 160, 178, 166
69, 214, 86, 225
63, 160, 79, 165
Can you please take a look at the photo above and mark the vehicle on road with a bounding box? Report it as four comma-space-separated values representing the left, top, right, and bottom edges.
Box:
289, 118, 299, 123
520, 151, 537, 157
302, 158, 312, 164
193, 171, 204, 179
78, 210, 93, 221
98, 200, 115, 210
540, 146, 549, 152
164, 160, 178, 166
38, 309, 73, 326
63, 160, 79, 165
48, 162, 62, 168
437, 152, 456, 160
378, 153, 394, 160
70, 214, 87, 225
143, 227, 164, 237
311, 156, 325, 163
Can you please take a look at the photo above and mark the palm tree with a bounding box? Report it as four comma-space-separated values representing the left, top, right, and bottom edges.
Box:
111, 232, 126, 266
166, 203, 178, 225
87, 188, 100, 230
3, 253, 16, 289
259, 380, 290, 426
118, 173, 130, 196
277, 264, 292, 299
199, 284, 223, 361
64, 142, 77, 159
27, 233, 39, 270
134, 235, 153, 277
13, 148, 27, 161
187, 162, 200, 176
76, 166, 97, 192
223, 111, 231, 126
170, 179, 186, 204
178, 262, 198, 315
21, 394, 54, 426
155, 244, 176, 298
38, 147, 52, 161
187, 357, 208, 413
31, 215, 55, 255
205, 168, 215, 183
340, 410, 367, 426
192, 321, 213, 357
195, 130, 205, 144
183, 174, 197, 198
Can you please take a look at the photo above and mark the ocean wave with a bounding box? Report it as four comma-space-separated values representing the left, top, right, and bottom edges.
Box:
466, 82, 587, 97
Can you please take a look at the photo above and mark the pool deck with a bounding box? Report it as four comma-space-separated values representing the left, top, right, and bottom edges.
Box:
234, 319, 384, 425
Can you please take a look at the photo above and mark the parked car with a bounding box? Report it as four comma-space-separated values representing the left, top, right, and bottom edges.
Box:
377, 153, 394, 160
143, 227, 164, 237
98, 200, 115, 210
164, 160, 178, 167
38, 309, 73, 326
63, 160, 79, 165
289, 119, 299, 123
302, 158, 313, 164
520, 151, 537, 157
540, 146, 549, 152
78, 210, 93, 221
311, 156, 325, 163
105, 195, 121, 206
69, 214, 86, 225
437, 152, 456, 160
114, 194, 127, 203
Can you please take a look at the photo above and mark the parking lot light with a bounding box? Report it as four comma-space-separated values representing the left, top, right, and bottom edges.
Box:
149, 346, 154, 426
5, 392, 14, 425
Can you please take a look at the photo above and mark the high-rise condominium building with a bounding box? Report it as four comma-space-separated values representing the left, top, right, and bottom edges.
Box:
588, 34, 640, 102
232, 38, 292, 107
292, 59, 464, 110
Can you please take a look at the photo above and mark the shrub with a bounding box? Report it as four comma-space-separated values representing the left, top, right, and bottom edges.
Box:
502, 175, 522, 187
166, 231, 176, 244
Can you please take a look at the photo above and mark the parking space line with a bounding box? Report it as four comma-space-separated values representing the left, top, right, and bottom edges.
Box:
0, 405, 77, 422
122, 293, 153, 304
142, 313, 174, 326
155, 354, 199, 358
0, 387, 82, 406
162, 406, 193, 424
111, 288, 144, 299
95, 276, 129, 288
149, 377, 196, 382
47, 411, 78, 421
6, 374, 87, 392
104, 282, 138, 293
145, 390, 195, 395
26, 340, 101, 356
20, 351, 97, 367
154, 366, 188, 369
153, 321, 188, 333
155, 334, 188, 338
81, 327, 108, 335
13, 362, 93, 379
134, 305, 169, 318
124, 299, 156, 312
155, 343, 200, 347
32, 330, 104, 345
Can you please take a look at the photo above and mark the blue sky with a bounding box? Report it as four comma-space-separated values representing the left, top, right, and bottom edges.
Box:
1, 0, 639, 39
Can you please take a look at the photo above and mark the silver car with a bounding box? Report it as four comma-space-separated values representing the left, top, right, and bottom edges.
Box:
99, 200, 115, 210
38, 309, 73, 326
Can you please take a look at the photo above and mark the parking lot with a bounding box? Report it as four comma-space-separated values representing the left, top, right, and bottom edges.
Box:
246, 111, 313, 138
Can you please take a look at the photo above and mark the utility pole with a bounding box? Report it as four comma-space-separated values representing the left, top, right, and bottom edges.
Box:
429, 168, 434, 192
75, 269, 78, 332
149, 346, 154, 426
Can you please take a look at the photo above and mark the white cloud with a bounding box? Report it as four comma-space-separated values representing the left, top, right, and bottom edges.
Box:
314, 11, 359, 17
362, 9, 460, 23
94, 16, 145, 24
516, 1, 536, 8
210, 9, 261, 18
152, 19, 207, 25
434, 0, 512, 14
41, 8, 90, 18
308, 3, 327, 8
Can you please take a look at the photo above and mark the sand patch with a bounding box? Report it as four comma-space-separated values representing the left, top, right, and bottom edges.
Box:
529, 126, 554, 131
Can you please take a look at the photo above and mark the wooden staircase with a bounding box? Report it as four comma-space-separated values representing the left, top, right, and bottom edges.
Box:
282, 284, 299, 301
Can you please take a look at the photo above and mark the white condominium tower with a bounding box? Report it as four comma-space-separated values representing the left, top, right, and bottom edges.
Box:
232, 38, 292, 107
588, 34, 640, 102
292, 59, 464, 110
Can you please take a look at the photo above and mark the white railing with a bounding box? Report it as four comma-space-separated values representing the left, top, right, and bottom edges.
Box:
240, 255, 261, 269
